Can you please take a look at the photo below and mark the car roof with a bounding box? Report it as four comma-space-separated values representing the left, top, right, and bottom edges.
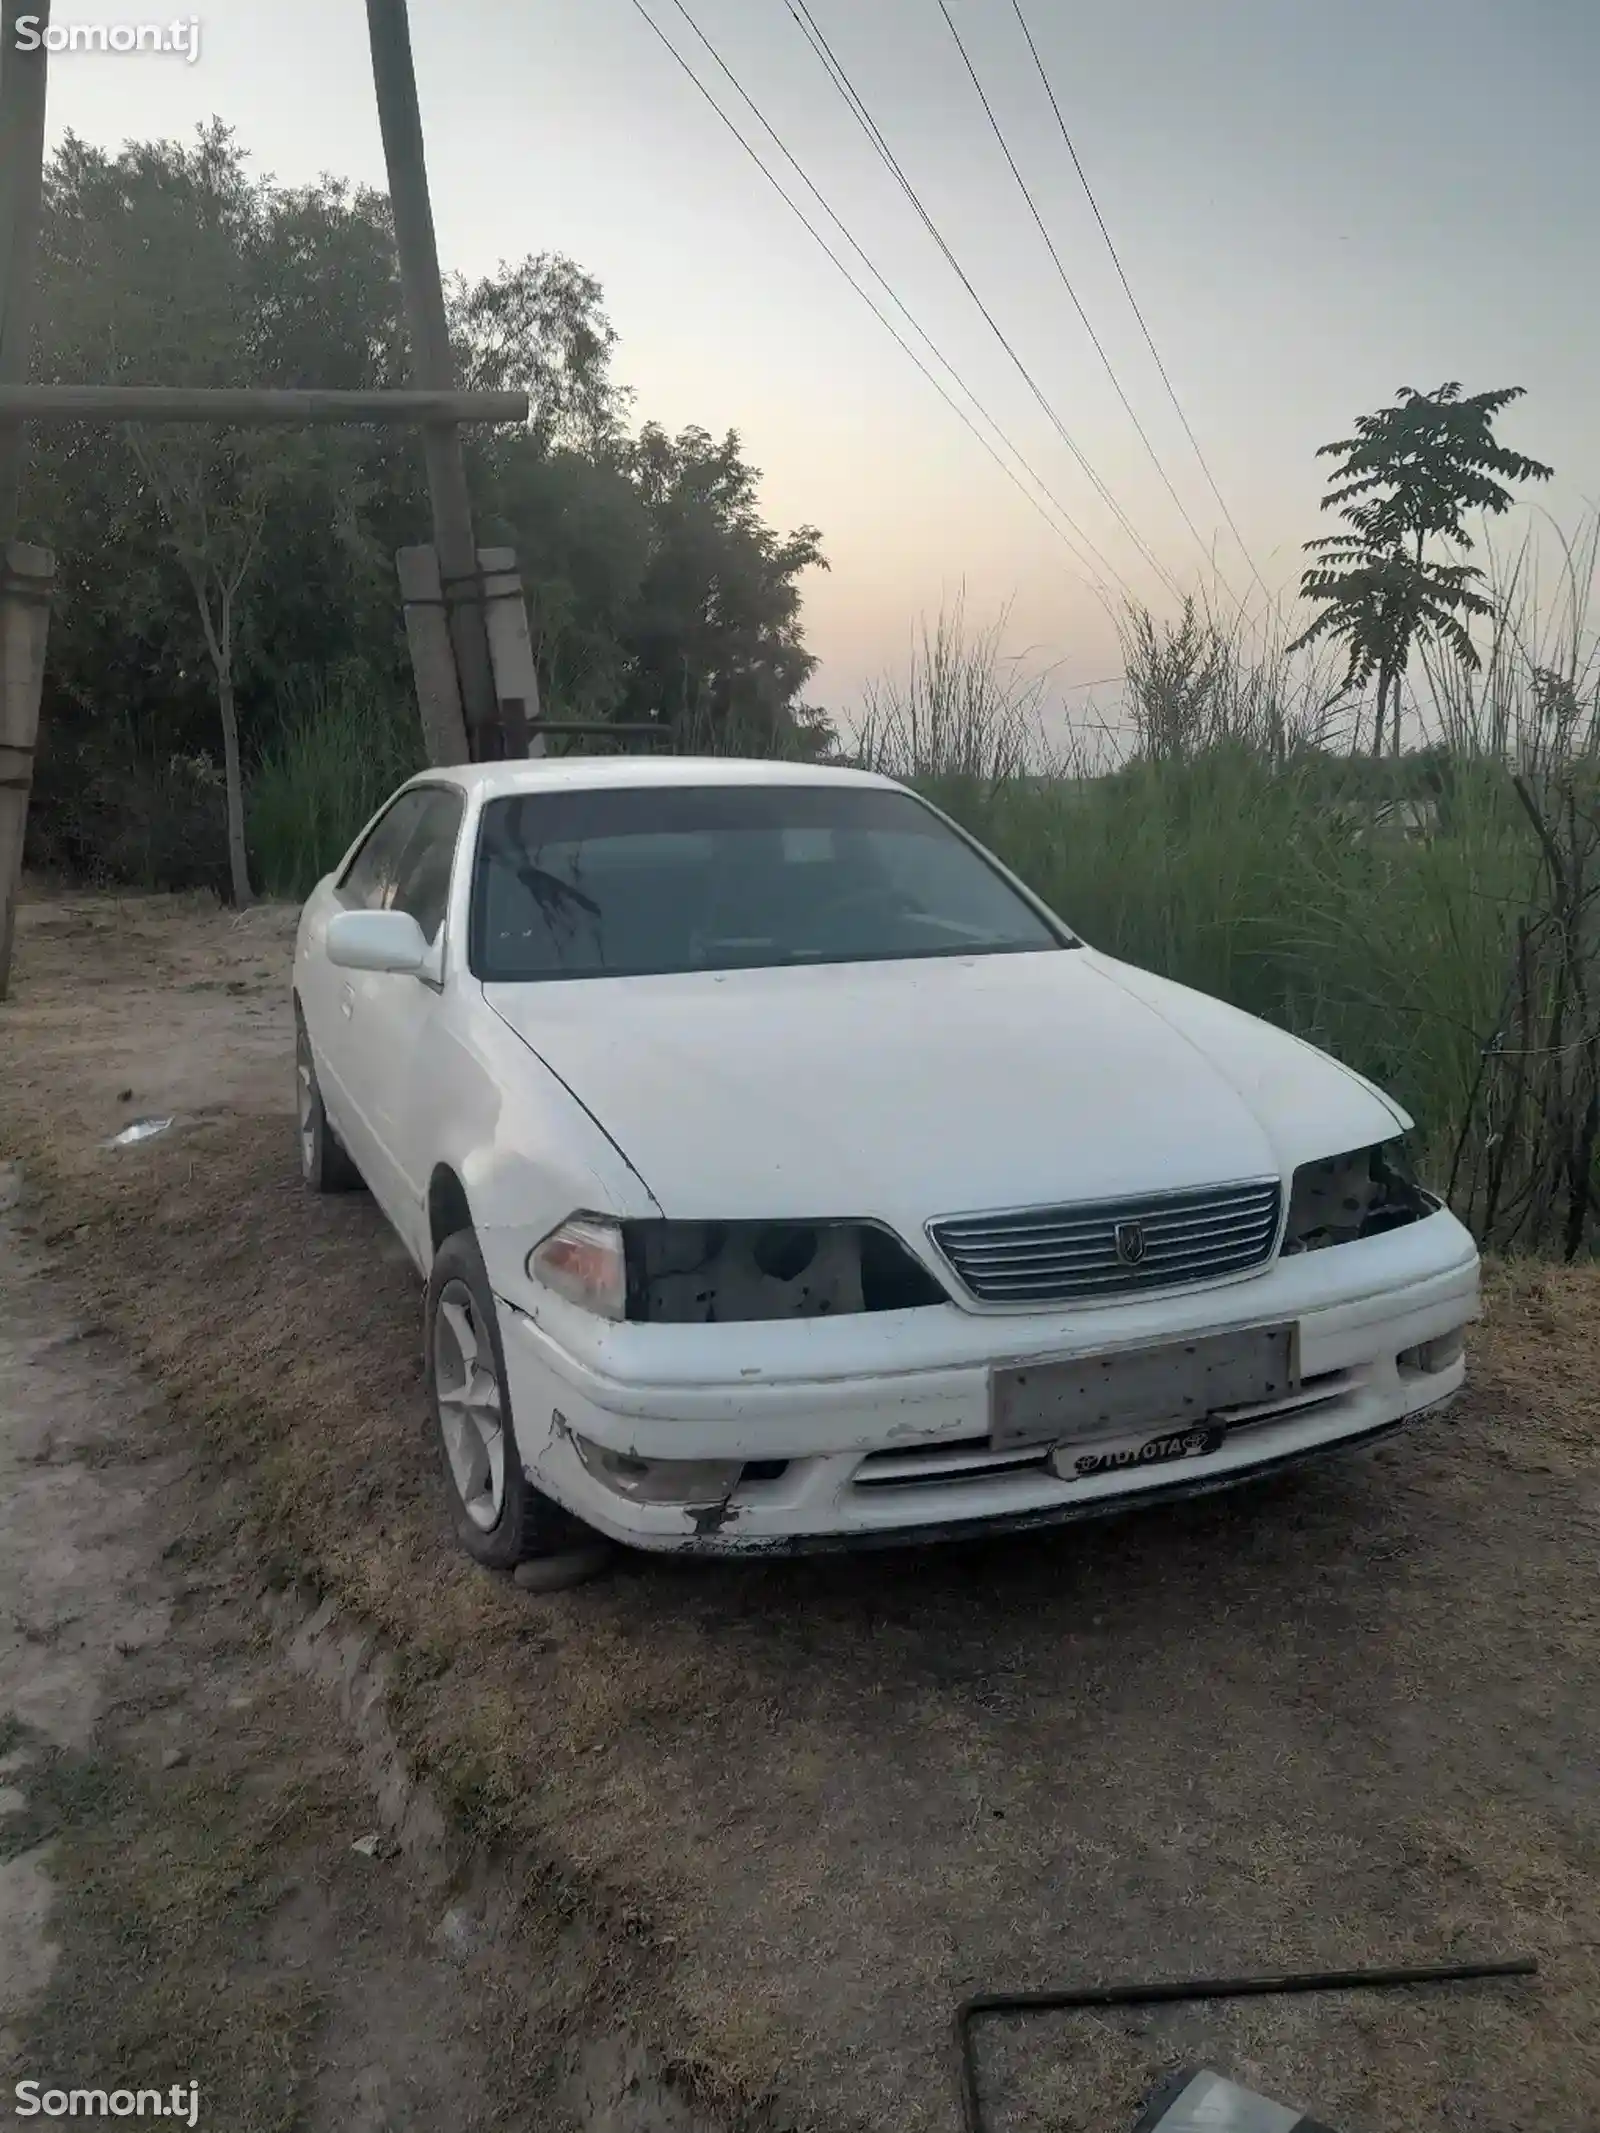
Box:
408, 755, 903, 802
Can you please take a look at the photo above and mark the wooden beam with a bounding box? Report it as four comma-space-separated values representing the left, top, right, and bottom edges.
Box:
0, 385, 530, 424
0, 0, 53, 542
366, 0, 499, 761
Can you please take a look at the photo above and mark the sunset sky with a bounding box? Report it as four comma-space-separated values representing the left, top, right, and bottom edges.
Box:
32, 0, 1600, 722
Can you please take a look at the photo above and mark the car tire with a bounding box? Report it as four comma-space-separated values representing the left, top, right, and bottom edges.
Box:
425, 1228, 595, 1573
295, 1012, 362, 1194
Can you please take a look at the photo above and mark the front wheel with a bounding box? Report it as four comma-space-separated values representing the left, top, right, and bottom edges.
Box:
425, 1229, 598, 1574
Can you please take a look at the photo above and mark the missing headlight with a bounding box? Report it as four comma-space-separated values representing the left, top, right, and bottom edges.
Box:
1281, 1139, 1438, 1255
624, 1220, 948, 1322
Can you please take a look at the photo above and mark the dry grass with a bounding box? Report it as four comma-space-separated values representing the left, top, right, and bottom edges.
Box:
3, 1715, 331, 2129
4, 890, 1600, 2132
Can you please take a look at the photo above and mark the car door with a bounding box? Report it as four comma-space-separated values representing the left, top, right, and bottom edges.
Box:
338, 785, 467, 1257
306, 787, 433, 1176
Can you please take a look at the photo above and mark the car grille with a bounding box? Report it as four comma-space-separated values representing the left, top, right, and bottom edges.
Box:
928, 1180, 1283, 1305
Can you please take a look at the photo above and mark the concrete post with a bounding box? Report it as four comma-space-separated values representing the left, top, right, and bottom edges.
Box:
0, 541, 53, 998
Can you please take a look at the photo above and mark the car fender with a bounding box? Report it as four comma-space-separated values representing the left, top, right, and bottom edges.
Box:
426, 990, 663, 1297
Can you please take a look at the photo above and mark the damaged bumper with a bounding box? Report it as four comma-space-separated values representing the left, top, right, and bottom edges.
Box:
495, 1213, 1481, 1556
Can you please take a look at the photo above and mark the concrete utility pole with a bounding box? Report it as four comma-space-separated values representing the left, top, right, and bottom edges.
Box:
366, 0, 507, 761
0, 541, 50, 993
0, 0, 53, 998
0, 0, 50, 542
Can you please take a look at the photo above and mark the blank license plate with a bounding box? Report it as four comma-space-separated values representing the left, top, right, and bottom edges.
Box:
990, 1324, 1298, 1453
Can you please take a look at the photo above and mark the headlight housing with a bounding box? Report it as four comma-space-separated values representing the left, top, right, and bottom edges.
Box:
1280, 1138, 1438, 1255
527, 1215, 628, 1319
527, 1214, 948, 1321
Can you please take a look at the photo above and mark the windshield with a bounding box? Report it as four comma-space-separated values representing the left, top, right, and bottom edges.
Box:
469, 782, 1071, 981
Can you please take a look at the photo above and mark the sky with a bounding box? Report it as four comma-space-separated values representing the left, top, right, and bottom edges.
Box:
27, 0, 1600, 723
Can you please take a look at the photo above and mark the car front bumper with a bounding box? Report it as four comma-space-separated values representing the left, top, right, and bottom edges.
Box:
494, 1212, 1481, 1556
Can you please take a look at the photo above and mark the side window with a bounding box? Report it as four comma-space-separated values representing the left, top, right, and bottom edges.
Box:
339, 791, 430, 910
390, 790, 465, 946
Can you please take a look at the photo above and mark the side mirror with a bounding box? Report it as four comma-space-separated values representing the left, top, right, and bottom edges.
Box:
325, 908, 429, 975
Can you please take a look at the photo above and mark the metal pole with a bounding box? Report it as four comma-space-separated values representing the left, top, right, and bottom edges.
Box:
365, 0, 501, 762
0, 0, 52, 541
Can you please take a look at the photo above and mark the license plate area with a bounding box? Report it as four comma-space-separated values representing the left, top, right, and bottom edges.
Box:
989, 1324, 1299, 1453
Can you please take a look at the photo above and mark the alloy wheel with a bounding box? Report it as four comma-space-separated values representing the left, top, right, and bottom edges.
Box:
432, 1280, 508, 1531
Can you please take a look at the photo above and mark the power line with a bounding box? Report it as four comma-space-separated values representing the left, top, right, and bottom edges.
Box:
786, 0, 1177, 600
933, 0, 1239, 605
631, 0, 1120, 603
1008, 0, 1271, 606
624, 0, 1126, 604
783, 0, 1184, 603
652, 0, 1128, 603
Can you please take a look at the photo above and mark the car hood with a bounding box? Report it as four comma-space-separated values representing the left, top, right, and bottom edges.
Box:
483, 948, 1405, 1228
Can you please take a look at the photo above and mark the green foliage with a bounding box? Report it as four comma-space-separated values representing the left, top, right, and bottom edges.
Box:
1291, 383, 1554, 756
22, 124, 829, 887
613, 422, 828, 750
1314, 383, 1554, 545
25, 735, 232, 895
1294, 543, 1494, 695
449, 254, 626, 453
247, 667, 424, 900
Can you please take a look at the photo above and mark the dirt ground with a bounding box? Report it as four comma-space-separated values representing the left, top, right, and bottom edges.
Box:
0, 1154, 715, 2133
3, 887, 1599, 2133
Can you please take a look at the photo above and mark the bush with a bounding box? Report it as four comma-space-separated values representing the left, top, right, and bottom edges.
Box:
25, 729, 231, 894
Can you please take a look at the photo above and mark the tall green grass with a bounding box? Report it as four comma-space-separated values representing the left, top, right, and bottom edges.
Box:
248, 668, 424, 899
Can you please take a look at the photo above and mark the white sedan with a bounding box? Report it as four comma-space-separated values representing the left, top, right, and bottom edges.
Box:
292, 756, 1479, 1572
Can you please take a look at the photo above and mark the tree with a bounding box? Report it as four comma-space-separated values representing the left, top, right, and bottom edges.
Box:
613, 423, 829, 754
478, 426, 834, 754
1291, 384, 1553, 756
32, 125, 350, 901
128, 425, 312, 902
480, 444, 651, 725
21, 124, 832, 886
448, 253, 630, 455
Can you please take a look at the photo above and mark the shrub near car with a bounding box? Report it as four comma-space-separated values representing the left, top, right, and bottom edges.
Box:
292, 758, 1480, 1570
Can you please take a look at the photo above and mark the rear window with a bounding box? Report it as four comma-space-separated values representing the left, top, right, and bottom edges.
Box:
468, 782, 1069, 982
